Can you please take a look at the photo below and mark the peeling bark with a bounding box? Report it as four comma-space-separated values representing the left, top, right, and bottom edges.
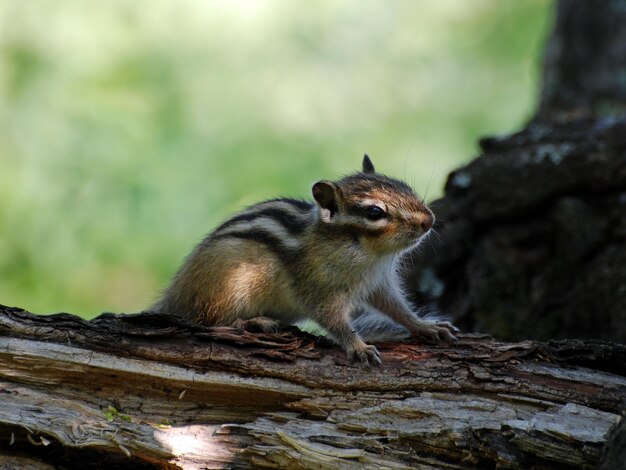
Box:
0, 305, 624, 469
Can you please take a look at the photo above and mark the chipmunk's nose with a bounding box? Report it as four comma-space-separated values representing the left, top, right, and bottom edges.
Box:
420, 212, 434, 233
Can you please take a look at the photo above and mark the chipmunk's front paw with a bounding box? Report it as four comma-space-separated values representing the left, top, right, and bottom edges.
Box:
411, 322, 458, 344
346, 343, 382, 367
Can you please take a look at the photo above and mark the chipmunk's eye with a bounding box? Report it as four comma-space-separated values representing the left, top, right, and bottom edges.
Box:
364, 206, 386, 221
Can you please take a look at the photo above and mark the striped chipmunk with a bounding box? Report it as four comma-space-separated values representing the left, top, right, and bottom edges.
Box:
152, 155, 457, 366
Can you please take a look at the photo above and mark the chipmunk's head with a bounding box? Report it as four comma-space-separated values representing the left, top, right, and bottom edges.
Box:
312, 154, 434, 255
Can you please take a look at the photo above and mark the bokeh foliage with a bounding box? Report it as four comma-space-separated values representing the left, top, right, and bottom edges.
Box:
0, 1, 551, 317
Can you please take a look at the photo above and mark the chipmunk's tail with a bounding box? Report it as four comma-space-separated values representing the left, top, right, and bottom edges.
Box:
351, 306, 449, 343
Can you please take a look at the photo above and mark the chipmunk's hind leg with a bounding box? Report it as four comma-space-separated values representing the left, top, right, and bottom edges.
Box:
231, 316, 282, 334
182, 239, 296, 326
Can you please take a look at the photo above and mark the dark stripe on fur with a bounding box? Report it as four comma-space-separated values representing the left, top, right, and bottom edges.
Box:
270, 198, 313, 211
343, 222, 389, 236
217, 208, 308, 236
212, 229, 299, 264
214, 199, 312, 236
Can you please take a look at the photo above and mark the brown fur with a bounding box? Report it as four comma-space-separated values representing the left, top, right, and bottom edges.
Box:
152, 156, 456, 366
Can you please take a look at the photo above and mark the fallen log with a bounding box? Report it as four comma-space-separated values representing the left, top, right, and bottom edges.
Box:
0, 304, 624, 469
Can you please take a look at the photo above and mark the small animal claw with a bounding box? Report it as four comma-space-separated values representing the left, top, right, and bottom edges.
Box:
411, 322, 458, 344
437, 321, 460, 334
347, 343, 382, 368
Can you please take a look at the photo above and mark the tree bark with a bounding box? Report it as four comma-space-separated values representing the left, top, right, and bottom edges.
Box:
407, 0, 626, 344
0, 305, 624, 469
538, 0, 626, 121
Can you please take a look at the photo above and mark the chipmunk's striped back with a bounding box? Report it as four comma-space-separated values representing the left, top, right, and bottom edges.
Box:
209, 198, 314, 261
152, 155, 457, 366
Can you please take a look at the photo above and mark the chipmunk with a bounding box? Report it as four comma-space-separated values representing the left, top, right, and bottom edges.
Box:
152, 155, 457, 366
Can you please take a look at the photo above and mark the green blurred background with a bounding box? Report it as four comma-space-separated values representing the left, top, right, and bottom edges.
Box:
0, 1, 552, 317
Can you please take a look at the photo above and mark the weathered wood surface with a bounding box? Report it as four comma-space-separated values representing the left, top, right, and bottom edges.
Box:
0, 305, 624, 469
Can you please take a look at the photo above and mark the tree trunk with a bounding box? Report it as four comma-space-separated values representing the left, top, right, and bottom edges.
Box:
0, 305, 624, 469
407, 0, 626, 344
538, 0, 626, 121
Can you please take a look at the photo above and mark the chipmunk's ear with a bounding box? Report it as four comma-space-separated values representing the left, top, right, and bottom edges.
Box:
312, 180, 339, 221
362, 154, 375, 173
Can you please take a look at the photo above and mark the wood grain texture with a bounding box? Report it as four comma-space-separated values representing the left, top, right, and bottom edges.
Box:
0, 305, 624, 469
